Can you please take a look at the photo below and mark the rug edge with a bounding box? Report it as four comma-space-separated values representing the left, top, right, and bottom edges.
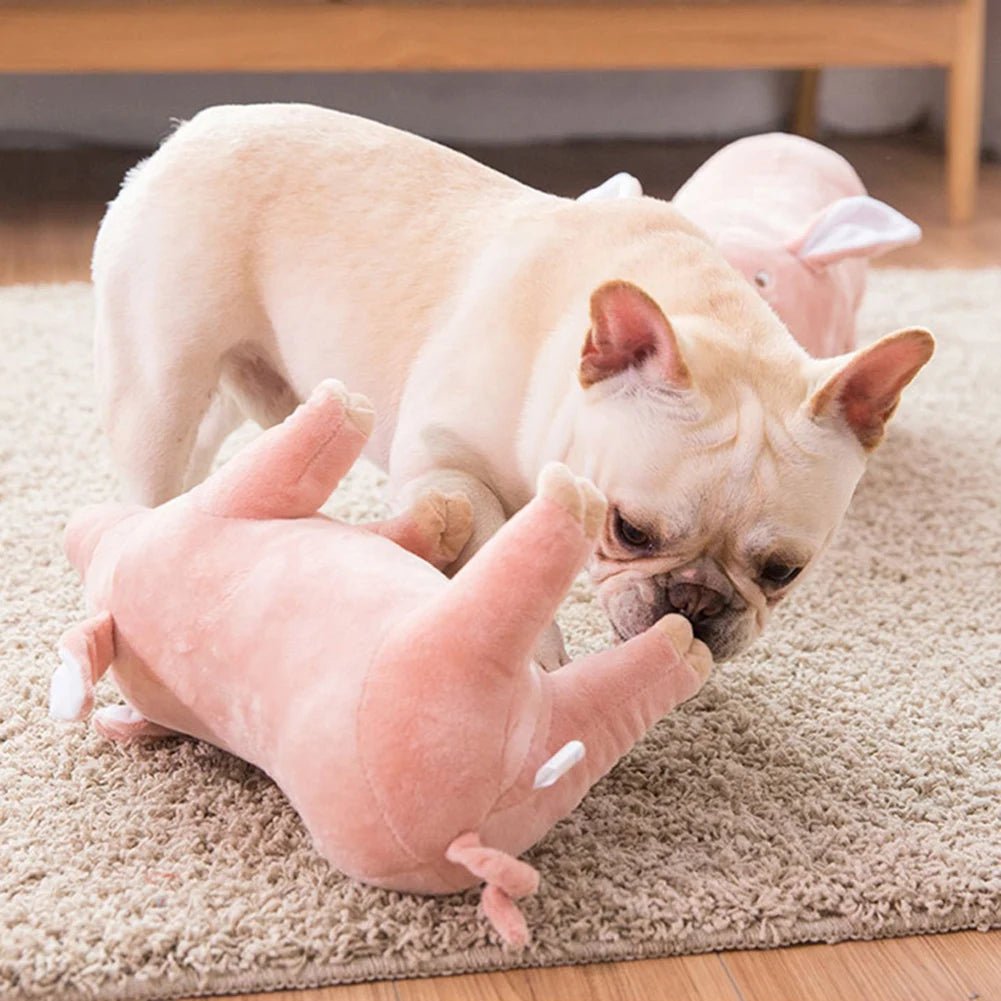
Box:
12, 906, 1000, 1001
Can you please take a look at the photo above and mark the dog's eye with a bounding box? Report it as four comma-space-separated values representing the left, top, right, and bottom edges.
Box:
613, 509, 652, 550
753, 270, 773, 290
761, 561, 802, 586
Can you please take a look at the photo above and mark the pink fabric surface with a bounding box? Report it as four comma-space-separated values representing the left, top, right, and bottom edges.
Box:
674, 133, 920, 357
54, 379, 709, 946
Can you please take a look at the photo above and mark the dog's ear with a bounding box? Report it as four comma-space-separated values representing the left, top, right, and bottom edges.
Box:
580, 280, 691, 390
808, 328, 934, 449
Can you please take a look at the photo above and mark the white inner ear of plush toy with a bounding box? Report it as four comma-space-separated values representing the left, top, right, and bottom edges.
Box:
50, 647, 87, 720
533, 739, 586, 789
577, 172, 643, 203
794, 195, 922, 265
99, 704, 145, 724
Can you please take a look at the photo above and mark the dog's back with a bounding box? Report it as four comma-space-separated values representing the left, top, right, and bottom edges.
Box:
91, 104, 550, 503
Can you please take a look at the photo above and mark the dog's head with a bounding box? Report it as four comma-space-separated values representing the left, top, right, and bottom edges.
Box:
569, 278, 933, 661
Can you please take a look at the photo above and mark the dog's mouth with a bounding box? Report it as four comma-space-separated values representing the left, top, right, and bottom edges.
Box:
619, 615, 754, 662
602, 585, 757, 662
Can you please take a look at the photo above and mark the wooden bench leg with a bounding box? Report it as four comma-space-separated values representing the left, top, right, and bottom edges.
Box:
792, 68, 821, 139
946, 0, 986, 225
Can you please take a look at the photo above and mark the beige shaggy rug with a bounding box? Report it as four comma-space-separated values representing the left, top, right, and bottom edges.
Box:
2, 271, 1000, 1000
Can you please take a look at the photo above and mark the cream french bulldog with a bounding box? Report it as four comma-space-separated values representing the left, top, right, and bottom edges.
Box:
92, 104, 933, 663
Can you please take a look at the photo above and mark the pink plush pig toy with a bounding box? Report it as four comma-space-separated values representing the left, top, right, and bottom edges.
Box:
672, 133, 921, 357
50, 379, 712, 947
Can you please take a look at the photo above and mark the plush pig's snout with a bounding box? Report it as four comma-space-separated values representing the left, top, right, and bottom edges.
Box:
64, 503, 138, 574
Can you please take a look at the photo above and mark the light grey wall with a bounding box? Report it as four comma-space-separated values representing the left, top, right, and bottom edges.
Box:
0, 69, 795, 147
0, 66, 951, 147
0, 0, 997, 152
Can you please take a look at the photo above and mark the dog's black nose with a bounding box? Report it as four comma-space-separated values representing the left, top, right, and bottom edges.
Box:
666, 581, 727, 626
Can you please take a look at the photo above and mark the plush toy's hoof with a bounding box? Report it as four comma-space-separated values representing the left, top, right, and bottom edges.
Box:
536, 463, 607, 539
344, 392, 375, 437
308, 379, 375, 437
656, 613, 713, 682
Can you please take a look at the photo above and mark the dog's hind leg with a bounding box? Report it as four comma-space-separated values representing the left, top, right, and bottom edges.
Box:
221, 344, 301, 432
182, 388, 246, 491
179, 345, 302, 492
120, 346, 300, 499
191, 379, 373, 520
95, 299, 229, 507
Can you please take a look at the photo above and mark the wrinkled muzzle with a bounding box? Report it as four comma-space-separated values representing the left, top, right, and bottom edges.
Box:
601, 557, 758, 662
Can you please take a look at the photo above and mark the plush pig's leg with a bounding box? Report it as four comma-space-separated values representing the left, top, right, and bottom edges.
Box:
446, 832, 539, 948
50, 611, 115, 721
92, 705, 174, 743
50, 611, 175, 740
436, 463, 606, 670
547, 615, 713, 783
364, 490, 474, 570
192, 379, 373, 520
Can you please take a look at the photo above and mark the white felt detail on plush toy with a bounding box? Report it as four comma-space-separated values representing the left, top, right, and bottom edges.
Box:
791, 195, 922, 268
97, 704, 145, 724
533, 740, 586, 789
577, 173, 643, 203
50, 647, 87, 720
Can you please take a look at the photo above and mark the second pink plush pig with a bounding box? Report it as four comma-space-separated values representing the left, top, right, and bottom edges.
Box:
673, 133, 921, 357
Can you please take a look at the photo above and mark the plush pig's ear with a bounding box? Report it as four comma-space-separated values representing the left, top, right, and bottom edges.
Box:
579, 280, 690, 390
808, 327, 934, 449
789, 195, 921, 269
577, 172, 643, 203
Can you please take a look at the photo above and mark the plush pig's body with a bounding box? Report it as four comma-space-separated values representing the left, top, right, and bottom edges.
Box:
51, 381, 710, 945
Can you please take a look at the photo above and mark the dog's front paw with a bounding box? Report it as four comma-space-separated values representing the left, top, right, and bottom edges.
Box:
537, 463, 607, 541
407, 489, 475, 570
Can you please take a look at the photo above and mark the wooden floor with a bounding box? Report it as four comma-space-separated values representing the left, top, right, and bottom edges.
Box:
3, 134, 999, 1000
